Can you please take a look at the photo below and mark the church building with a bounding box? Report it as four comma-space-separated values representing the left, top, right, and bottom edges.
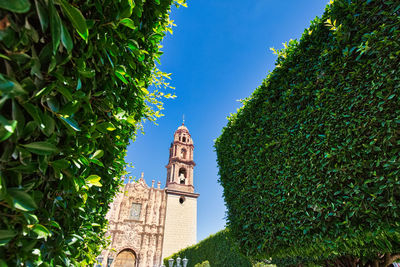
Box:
98, 123, 199, 267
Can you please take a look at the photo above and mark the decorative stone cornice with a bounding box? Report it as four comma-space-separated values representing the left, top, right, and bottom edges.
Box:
165, 189, 200, 198
172, 140, 194, 147
168, 158, 196, 166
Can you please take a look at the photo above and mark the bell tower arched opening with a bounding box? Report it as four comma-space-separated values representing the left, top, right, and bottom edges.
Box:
179, 168, 187, 184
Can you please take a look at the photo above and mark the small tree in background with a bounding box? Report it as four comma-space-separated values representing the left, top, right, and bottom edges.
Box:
215, 0, 400, 266
194, 260, 211, 267
0, 0, 185, 265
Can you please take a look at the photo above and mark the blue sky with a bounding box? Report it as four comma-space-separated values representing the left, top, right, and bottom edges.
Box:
126, 0, 328, 242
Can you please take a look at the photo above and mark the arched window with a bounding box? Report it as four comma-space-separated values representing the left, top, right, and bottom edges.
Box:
181, 148, 187, 159
182, 136, 186, 142
178, 168, 187, 184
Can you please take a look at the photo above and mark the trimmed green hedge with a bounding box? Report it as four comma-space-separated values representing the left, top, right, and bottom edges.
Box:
0, 0, 183, 265
215, 0, 400, 266
164, 229, 253, 267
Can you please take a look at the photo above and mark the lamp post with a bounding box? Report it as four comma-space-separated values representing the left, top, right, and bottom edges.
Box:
182, 257, 188, 267
165, 257, 188, 267
107, 257, 113, 267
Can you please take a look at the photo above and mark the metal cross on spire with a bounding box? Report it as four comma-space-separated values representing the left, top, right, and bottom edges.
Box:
182, 114, 185, 125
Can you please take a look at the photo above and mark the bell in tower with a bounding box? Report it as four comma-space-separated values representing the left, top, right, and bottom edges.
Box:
165, 122, 196, 193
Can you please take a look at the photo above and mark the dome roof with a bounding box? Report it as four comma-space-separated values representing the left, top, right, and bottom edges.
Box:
173, 123, 193, 144
177, 124, 188, 131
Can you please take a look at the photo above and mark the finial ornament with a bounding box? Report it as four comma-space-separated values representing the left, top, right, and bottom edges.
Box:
182, 114, 185, 125
141, 172, 144, 179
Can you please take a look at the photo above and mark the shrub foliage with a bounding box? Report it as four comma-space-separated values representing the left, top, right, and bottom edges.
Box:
0, 0, 183, 265
215, 0, 400, 266
194, 261, 211, 267
164, 229, 253, 267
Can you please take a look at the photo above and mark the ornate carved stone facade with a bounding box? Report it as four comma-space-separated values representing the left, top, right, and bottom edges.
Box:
98, 123, 199, 267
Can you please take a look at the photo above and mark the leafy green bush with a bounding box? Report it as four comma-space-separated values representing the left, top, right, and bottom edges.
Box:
0, 0, 183, 265
194, 260, 211, 267
253, 263, 276, 267
215, 0, 400, 266
164, 229, 252, 267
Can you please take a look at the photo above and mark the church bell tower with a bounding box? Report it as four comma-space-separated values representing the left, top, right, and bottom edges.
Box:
162, 122, 199, 260
165, 122, 195, 192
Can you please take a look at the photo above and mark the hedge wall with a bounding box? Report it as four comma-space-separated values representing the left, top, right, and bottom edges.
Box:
215, 0, 400, 266
164, 229, 253, 267
0, 0, 183, 265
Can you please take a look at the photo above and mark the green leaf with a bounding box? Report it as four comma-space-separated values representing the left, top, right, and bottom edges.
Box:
85, 175, 102, 187
41, 113, 55, 136
0, 116, 17, 142
90, 150, 104, 159
52, 159, 69, 169
60, 116, 81, 131
38, 155, 48, 174
32, 224, 51, 240
0, 0, 31, 13
126, 116, 136, 125
23, 213, 39, 224
0, 74, 27, 96
0, 175, 6, 201
8, 163, 38, 174
22, 141, 58, 155
56, 86, 73, 101
49, 1, 61, 55
0, 230, 16, 239
61, 22, 73, 53
76, 78, 82, 90
127, 0, 135, 15
8, 189, 38, 211
78, 69, 95, 78
59, 100, 80, 116
49, 220, 61, 229
0, 230, 16, 246
35, 0, 48, 32
45, 96, 60, 113
22, 102, 43, 126
60, 0, 88, 41
12, 100, 25, 136
119, 18, 137, 30
90, 158, 104, 167
96, 122, 116, 133
115, 70, 128, 84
